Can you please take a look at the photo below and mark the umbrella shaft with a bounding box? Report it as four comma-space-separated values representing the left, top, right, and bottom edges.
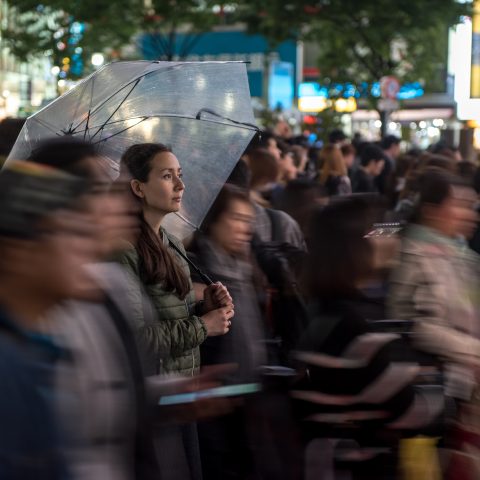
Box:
168, 240, 214, 286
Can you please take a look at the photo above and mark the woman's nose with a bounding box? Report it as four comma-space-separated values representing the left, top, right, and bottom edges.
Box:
175, 177, 185, 191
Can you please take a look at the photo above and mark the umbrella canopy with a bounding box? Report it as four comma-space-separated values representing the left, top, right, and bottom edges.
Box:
8, 61, 257, 238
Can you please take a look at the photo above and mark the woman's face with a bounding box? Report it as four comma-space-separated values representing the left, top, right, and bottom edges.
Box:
210, 200, 255, 256
131, 151, 185, 216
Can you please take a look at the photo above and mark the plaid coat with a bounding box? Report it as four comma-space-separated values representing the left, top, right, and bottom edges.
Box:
388, 225, 480, 400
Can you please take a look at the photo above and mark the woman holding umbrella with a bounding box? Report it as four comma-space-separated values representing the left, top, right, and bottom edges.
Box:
119, 142, 234, 480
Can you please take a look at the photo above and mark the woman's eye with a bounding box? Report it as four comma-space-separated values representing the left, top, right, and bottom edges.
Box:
163, 174, 172, 180
178, 173, 184, 179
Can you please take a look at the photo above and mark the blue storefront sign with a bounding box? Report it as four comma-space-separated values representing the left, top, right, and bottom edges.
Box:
298, 81, 424, 101
140, 29, 297, 99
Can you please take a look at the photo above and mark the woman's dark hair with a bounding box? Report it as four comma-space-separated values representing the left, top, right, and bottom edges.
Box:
306, 196, 383, 298
201, 184, 251, 235
121, 143, 190, 298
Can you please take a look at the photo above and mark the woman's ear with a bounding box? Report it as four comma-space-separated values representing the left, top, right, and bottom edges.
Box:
130, 179, 144, 199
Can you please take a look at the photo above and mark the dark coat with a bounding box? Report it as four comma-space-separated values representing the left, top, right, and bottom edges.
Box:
0, 307, 67, 480
352, 169, 378, 194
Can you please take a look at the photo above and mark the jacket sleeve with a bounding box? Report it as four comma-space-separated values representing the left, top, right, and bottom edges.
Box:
388, 253, 480, 366
117, 247, 207, 361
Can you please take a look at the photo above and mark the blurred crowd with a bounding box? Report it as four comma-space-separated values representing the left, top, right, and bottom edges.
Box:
2, 123, 480, 480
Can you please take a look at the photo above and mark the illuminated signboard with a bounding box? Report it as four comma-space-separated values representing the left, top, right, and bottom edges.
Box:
298, 81, 423, 101
452, 15, 480, 120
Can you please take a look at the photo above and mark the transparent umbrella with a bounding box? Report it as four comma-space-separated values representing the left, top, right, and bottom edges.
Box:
8, 61, 258, 239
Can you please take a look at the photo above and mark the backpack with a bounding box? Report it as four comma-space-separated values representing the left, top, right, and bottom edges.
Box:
252, 208, 309, 364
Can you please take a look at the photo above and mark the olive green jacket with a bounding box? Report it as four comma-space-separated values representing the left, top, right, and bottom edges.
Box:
118, 230, 207, 377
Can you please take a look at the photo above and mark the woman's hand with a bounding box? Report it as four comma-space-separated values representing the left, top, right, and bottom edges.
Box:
203, 282, 234, 312
202, 306, 234, 336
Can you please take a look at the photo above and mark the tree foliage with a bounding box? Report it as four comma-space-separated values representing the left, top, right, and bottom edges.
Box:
236, 0, 469, 97
3, 0, 140, 78
2, 0, 471, 92
2, 0, 229, 77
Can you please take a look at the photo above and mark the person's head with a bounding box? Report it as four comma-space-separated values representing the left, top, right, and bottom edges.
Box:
0, 161, 99, 314
276, 179, 327, 234
290, 145, 309, 173
319, 144, 347, 185
306, 196, 383, 298
418, 153, 456, 174
273, 120, 292, 139
28, 136, 98, 174
122, 143, 184, 219
278, 147, 298, 182
226, 159, 251, 190
431, 142, 462, 162
360, 144, 385, 176
340, 143, 356, 169
202, 185, 254, 256
245, 131, 281, 162
248, 148, 280, 190
415, 168, 478, 239
381, 135, 401, 159
121, 143, 190, 297
30, 136, 139, 258
328, 129, 348, 145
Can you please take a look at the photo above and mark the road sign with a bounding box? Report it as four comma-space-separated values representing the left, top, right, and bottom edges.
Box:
380, 76, 401, 100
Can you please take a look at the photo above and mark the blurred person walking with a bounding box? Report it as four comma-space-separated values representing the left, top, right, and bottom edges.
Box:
188, 185, 267, 480
296, 196, 444, 480
119, 142, 234, 480
189, 185, 266, 382
0, 160, 97, 479
29, 137, 161, 480
318, 144, 352, 196
388, 168, 480, 479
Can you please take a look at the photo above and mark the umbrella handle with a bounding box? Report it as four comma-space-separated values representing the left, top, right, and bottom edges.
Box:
168, 240, 214, 286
